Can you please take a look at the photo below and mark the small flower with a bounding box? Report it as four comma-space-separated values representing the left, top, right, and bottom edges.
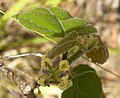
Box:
58, 75, 73, 91
41, 55, 53, 70
37, 76, 46, 87
45, 58, 53, 67
59, 60, 70, 72
58, 81, 67, 91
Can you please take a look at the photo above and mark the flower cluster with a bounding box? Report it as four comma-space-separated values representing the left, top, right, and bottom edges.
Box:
78, 34, 100, 51
38, 56, 72, 91
58, 75, 73, 91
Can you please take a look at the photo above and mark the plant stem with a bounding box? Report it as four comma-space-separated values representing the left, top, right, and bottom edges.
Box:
1, 53, 43, 61
47, 65, 61, 82
82, 56, 120, 79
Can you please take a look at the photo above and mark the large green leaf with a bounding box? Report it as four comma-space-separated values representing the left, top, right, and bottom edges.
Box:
79, 24, 97, 35
14, 7, 65, 37
50, 7, 72, 20
14, 7, 97, 38
62, 18, 97, 34
62, 64, 102, 98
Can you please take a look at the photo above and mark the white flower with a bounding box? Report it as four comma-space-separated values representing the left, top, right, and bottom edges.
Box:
58, 75, 73, 91
41, 55, 53, 70
59, 60, 70, 72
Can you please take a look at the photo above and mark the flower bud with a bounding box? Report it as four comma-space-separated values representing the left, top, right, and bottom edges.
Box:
37, 76, 46, 87
41, 55, 53, 70
59, 60, 70, 72
58, 75, 73, 91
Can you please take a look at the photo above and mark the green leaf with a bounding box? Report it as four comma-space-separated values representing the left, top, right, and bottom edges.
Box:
46, 31, 78, 58
50, 7, 72, 20
13, 7, 97, 38
62, 64, 102, 98
21, 7, 50, 14
62, 18, 97, 34
73, 64, 96, 74
79, 24, 97, 35
14, 7, 65, 37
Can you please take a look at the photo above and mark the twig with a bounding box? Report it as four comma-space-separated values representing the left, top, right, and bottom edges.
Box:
0, 52, 43, 61
82, 56, 120, 79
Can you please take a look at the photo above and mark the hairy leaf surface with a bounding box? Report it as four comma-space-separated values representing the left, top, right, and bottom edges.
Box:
14, 7, 97, 38
50, 7, 72, 20
14, 7, 64, 37
62, 18, 97, 34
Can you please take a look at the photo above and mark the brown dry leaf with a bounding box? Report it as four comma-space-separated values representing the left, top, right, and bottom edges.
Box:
86, 44, 109, 64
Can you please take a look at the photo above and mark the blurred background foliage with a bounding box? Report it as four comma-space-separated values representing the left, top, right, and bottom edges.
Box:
0, 0, 120, 98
